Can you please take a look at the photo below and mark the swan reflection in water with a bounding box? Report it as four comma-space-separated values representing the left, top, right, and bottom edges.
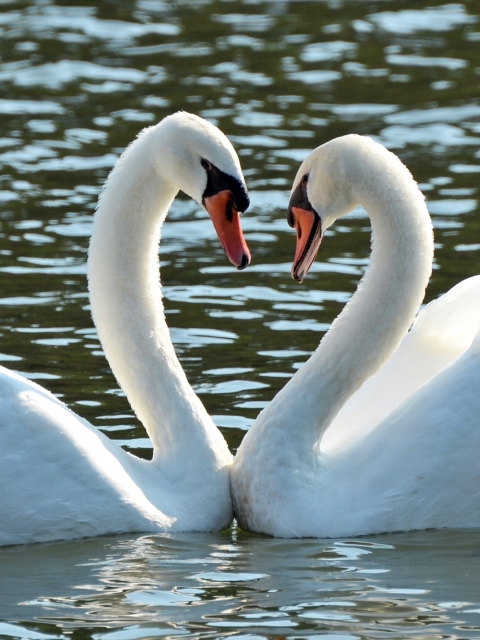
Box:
1, 529, 480, 635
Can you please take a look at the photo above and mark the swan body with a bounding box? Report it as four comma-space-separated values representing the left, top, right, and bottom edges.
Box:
0, 112, 251, 546
231, 134, 480, 538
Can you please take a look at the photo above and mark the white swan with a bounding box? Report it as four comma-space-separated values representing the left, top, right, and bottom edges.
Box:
231, 134, 480, 538
0, 112, 251, 546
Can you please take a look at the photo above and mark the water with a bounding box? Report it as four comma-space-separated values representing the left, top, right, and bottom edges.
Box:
0, 0, 480, 637
2, 529, 480, 638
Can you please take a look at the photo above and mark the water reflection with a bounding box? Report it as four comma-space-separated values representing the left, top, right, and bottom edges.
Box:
1, 529, 480, 638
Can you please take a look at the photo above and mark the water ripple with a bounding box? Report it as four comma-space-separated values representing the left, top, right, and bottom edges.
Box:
1, 0, 480, 637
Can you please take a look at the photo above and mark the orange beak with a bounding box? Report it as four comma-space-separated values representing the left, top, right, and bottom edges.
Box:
205, 190, 251, 270
290, 206, 322, 283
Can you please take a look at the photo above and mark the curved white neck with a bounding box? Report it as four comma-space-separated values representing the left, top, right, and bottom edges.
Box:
88, 127, 227, 467
252, 156, 433, 453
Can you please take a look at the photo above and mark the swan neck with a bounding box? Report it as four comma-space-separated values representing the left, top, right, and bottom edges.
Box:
315, 181, 432, 437
250, 153, 433, 453
87, 127, 225, 463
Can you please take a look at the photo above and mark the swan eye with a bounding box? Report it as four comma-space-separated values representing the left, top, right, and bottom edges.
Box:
201, 158, 212, 171
302, 174, 309, 185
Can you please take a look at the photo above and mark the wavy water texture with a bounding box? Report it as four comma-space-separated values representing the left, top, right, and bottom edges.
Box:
0, 0, 479, 637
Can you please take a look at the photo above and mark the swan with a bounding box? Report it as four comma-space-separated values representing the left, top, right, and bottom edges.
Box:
231, 134, 480, 538
0, 111, 251, 546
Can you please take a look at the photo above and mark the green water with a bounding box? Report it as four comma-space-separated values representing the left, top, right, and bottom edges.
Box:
1, 0, 480, 637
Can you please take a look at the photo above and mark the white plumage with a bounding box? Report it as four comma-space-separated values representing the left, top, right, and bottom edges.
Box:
231, 134, 480, 538
0, 112, 251, 546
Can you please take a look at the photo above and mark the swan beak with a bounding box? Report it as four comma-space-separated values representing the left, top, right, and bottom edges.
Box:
290, 207, 323, 283
205, 190, 251, 270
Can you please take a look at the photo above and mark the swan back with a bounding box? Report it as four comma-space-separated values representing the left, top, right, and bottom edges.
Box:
323, 274, 480, 453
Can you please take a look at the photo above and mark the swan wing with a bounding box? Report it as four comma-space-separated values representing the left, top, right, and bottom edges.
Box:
334, 334, 480, 535
0, 366, 170, 546
323, 275, 480, 453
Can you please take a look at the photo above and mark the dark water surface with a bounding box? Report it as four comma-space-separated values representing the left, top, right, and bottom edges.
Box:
1, 0, 480, 637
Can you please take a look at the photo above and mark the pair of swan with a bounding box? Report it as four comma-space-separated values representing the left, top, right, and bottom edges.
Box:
1, 113, 479, 545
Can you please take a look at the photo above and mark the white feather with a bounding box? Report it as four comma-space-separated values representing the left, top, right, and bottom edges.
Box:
0, 112, 245, 546
231, 134, 480, 538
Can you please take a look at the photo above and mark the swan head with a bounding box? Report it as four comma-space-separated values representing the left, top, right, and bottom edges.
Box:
153, 112, 251, 270
287, 135, 364, 282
